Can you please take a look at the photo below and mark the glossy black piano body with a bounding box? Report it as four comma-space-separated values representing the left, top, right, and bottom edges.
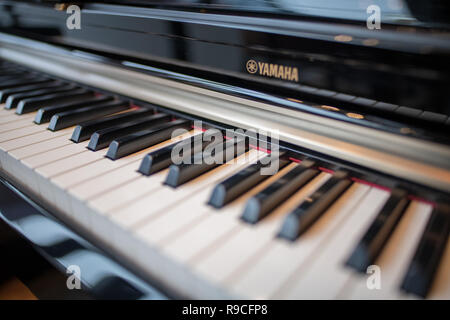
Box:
0, 177, 169, 299
0, 0, 449, 140
0, 1, 449, 300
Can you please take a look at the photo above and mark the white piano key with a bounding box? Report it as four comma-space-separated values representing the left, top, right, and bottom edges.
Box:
68, 160, 155, 229
187, 172, 330, 288
20, 140, 89, 168
6, 129, 195, 229
6, 137, 88, 200
70, 160, 142, 201
82, 132, 205, 214
88, 171, 166, 213
135, 154, 285, 244
0, 111, 37, 127
52, 151, 165, 217
66, 130, 199, 226
0, 127, 70, 155
160, 211, 238, 265
0, 107, 14, 115
109, 157, 284, 285
70, 147, 260, 272
7, 134, 74, 161
2, 130, 74, 194
34, 150, 107, 211
0, 112, 36, 124
3, 128, 79, 190
50, 154, 143, 219
343, 201, 432, 299
0, 117, 35, 133
134, 151, 272, 246
53, 157, 133, 189
110, 150, 262, 232
0, 114, 62, 169
113, 150, 270, 296
36, 149, 106, 178
1, 127, 59, 169
1, 128, 73, 174
0, 122, 43, 142
277, 187, 390, 299
68, 130, 198, 201
228, 182, 370, 299
56, 157, 158, 222
53, 130, 198, 189
108, 150, 259, 239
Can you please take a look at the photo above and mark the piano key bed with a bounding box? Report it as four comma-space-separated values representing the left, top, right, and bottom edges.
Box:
0, 59, 449, 299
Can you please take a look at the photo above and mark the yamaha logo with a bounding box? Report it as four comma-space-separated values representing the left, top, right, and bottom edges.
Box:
245, 59, 299, 82
246, 60, 258, 74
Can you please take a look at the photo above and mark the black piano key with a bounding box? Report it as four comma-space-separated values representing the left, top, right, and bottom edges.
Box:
0, 65, 26, 72
0, 70, 34, 77
0, 72, 23, 78
16, 88, 94, 115
88, 113, 172, 151
0, 65, 23, 69
0, 64, 14, 69
241, 160, 318, 224
0, 71, 15, 77
0, 76, 48, 90
0, 72, 28, 82
107, 119, 192, 160
0, 64, 21, 69
137, 133, 206, 176
0, 66, 22, 74
208, 153, 290, 208
0, 80, 59, 103
278, 170, 352, 241
0, 68, 19, 74
70, 108, 154, 142
35, 95, 115, 124
401, 204, 450, 298
5, 84, 74, 109
0, 71, 22, 77
164, 136, 249, 188
346, 188, 409, 272
137, 130, 226, 176
48, 100, 130, 131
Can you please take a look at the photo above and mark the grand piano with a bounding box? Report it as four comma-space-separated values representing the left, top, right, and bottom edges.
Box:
0, 0, 449, 299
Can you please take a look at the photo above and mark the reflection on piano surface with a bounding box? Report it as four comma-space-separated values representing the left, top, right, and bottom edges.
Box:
0, 0, 449, 300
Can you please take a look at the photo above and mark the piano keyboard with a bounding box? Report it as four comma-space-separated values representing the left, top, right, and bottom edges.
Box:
0, 60, 449, 300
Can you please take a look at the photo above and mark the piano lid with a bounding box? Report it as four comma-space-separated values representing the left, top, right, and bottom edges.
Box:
18, 0, 450, 28
11, 1, 449, 27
